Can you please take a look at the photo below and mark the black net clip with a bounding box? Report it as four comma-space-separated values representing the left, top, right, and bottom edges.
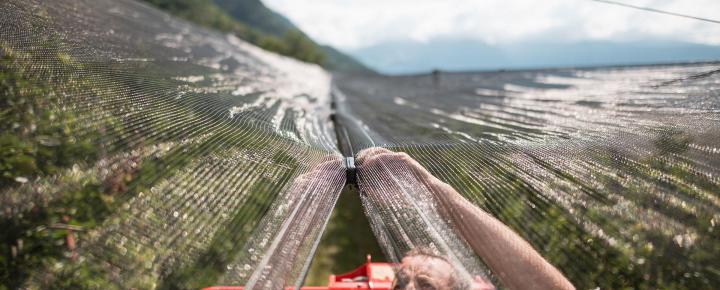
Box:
344, 157, 356, 185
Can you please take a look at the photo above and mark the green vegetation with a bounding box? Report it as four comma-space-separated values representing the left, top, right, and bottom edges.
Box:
209, 0, 372, 73
397, 135, 720, 289
0, 51, 102, 187
141, 0, 371, 72
305, 186, 386, 286
3, 2, 717, 290
0, 43, 115, 289
211, 0, 297, 37
0, 29, 316, 288
157, 152, 300, 290
141, 0, 323, 65
0, 40, 186, 288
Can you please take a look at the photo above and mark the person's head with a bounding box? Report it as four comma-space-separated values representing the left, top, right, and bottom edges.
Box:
392, 248, 468, 290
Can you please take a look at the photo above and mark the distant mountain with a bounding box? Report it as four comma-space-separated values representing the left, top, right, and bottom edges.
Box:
319, 45, 373, 73
212, 0, 372, 73
351, 39, 720, 74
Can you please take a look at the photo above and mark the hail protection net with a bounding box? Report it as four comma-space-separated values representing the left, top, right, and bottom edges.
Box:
1, 0, 719, 289
1, 0, 345, 289
335, 68, 720, 288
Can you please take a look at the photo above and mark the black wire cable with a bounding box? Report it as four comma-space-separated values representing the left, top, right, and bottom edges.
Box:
589, 0, 720, 24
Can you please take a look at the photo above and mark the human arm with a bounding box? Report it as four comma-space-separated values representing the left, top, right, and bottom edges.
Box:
358, 148, 575, 290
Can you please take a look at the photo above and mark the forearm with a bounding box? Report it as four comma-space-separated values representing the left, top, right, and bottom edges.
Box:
429, 181, 574, 290
357, 148, 574, 289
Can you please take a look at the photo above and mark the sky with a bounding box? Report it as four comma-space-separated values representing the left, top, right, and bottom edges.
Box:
263, 0, 720, 50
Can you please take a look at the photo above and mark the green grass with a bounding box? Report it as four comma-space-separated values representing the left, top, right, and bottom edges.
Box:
304, 185, 386, 286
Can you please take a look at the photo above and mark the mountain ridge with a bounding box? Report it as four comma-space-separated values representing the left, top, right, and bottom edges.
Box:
211, 0, 372, 73
142, 0, 372, 72
352, 38, 720, 74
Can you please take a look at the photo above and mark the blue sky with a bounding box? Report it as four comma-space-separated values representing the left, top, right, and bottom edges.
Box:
263, 0, 720, 73
264, 0, 720, 49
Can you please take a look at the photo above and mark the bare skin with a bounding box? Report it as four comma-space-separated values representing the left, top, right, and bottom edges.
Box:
393, 255, 456, 290
357, 147, 575, 290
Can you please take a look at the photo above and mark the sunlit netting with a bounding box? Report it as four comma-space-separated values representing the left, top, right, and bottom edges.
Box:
2, 0, 720, 289
1, 0, 344, 289
355, 149, 495, 286
336, 68, 720, 289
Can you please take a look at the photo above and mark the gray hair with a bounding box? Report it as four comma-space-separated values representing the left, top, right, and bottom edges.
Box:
403, 247, 472, 290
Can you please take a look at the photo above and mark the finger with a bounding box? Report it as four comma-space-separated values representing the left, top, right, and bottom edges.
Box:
359, 152, 423, 180
314, 158, 343, 171
295, 159, 343, 181
357, 152, 398, 195
356, 147, 393, 164
317, 153, 343, 164
359, 152, 397, 173
391, 152, 434, 180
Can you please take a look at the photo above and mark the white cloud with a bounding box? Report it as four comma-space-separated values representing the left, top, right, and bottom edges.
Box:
263, 0, 720, 49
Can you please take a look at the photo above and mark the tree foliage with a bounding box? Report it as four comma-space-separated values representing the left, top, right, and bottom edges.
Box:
141, 0, 325, 65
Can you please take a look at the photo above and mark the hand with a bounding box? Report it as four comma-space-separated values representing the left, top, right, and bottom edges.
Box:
294, 156, 344, 185
280, 155, 345, 210
357, 147, 462, 207
356, 148, 575, 290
